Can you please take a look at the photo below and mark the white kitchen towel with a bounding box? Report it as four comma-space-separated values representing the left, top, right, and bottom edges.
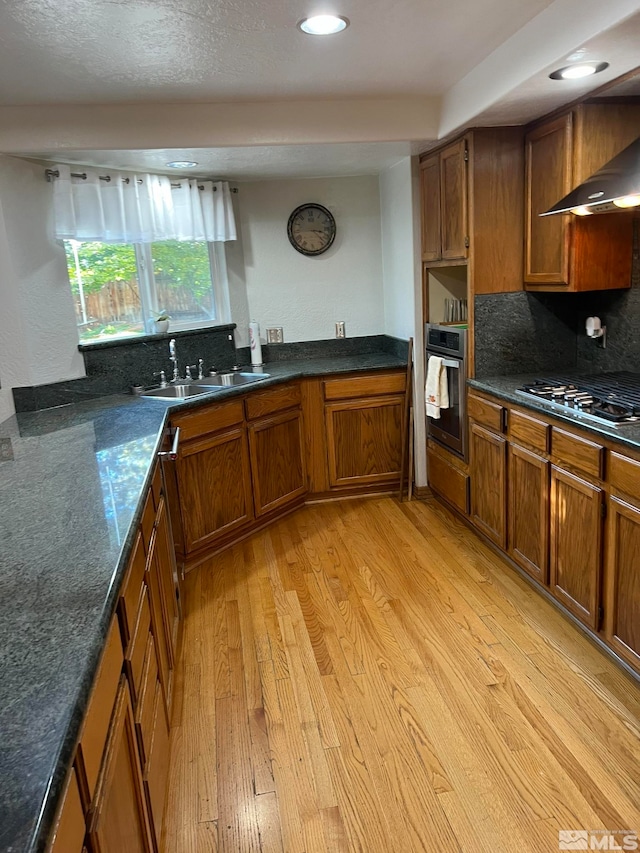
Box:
426, 356, 449, 419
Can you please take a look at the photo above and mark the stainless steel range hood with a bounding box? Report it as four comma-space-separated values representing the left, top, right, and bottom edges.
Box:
541, 136, 640, 216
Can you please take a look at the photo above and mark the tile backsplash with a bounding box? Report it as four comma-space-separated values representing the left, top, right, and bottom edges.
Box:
474, 220, 640, 377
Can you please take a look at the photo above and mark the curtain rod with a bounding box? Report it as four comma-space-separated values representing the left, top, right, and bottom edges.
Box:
44, 168, 239, 192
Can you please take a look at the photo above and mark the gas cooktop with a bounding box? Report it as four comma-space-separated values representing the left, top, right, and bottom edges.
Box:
516, 372, 640, 428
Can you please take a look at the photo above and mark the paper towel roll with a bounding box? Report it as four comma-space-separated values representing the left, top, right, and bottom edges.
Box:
249, 321, 263, 366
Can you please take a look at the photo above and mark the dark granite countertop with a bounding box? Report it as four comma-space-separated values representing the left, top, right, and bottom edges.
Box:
0, 353, 405, 853
468, 374, 640, 452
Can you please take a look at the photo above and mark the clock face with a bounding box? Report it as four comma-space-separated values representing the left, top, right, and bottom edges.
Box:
287, 203, 336, 256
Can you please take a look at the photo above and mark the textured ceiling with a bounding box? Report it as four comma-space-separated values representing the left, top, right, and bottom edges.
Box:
0, 0, 554, 105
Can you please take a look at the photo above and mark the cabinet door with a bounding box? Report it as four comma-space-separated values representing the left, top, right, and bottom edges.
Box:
524, 113, 573, 285
605, 496, 640, 670
88, 678, 153, 853
550, 466, 603, 629
176, 427, 253, 554
325, 395, 403, 488
248, 409, 307, 516
154, 495, 180, 662
440, 139, 468, 260
420, 154, 441, 261
508, 443, 549, 584
49, 767, 86, 853
470, 423, 507, 548
146, 535, 173, 718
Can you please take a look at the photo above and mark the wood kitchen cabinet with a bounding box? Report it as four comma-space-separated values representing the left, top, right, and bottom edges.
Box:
248, 409, 307, 516
469, 421, 507, 549
508, 443, 549, 584
88, 679, 153, 853
605, 496, 640, 671
419, 139, 468, 262
524, 103, 640, 291
549, 465, 603, 630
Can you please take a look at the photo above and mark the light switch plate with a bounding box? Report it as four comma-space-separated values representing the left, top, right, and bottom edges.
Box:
335, 321, 346, 338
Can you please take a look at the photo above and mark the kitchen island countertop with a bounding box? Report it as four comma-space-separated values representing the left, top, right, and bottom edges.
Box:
0, 351, 405, 853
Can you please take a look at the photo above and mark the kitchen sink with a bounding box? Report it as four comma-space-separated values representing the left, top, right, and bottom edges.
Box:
142, 383, 224, 399
192, 372, 271, 387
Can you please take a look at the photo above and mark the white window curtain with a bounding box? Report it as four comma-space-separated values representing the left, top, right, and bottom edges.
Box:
52, 165, 237, 243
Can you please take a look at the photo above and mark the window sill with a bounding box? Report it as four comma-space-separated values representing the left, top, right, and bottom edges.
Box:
77, 322, 236, 352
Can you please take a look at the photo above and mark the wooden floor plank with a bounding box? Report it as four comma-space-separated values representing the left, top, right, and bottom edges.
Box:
163, 496, 640, 853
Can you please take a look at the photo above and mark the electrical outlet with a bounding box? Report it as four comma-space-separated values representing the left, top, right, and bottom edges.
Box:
266, 327, 284, 344
335, 321, 346, 339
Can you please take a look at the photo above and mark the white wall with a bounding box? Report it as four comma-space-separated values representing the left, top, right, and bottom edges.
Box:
0, 155, 85, 419
379, 156, 426, 487
228, 175, 385, 347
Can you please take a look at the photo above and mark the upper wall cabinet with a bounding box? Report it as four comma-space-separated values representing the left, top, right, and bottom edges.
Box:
524, 102, 640, 292
420, 138, 468, 263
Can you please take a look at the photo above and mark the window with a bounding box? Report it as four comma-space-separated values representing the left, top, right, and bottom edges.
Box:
65, 239, 230, 343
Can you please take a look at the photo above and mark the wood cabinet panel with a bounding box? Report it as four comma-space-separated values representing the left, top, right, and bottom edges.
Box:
609, 451, 640, 500
427, 443, 469, 515
420, 154, 441, 261
177, 427, 253, 553
550, 466, 603, 629
88, 679, 153, 853
171, 399, 244, 442
552, 427, 603, 480
301, 378, 330, 495
135, 633, 158, 770
140, 489, 156, 554
325, 395, 404, 488
324, 371, 405, 401
245, 382, 301, 420
468, 393, 504, 433
248, 409, 307, 516
146, 539, 173, 719
78, 621, 123, 803
525, 113, 572, 284
508, 409, 549, 454
154, 495, 180, 663
470, 423, 507, 548
440, 138, 468, 260
144, 681, 171, 851
605, 496, 640, 670
508, 443, 549, 584
118, 531, 146, 647
124, 586, 151, 707
48, 766, 85, 853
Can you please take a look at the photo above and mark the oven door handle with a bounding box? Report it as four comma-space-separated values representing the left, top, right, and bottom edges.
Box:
428, 355, 461, 369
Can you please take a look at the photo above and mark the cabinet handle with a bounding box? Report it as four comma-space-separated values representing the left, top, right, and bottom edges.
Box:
158, 427, 180, 461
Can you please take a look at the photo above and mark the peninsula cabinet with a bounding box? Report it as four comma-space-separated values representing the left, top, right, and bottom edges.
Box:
524, 103, 640, 291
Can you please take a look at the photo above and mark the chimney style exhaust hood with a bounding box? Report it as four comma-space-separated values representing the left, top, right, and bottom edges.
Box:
541, 136, 640, 216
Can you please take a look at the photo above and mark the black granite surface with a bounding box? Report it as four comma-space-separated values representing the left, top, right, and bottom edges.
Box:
236, 333, 409, 367
468, 374, 640, 451
0, 352, 405, 853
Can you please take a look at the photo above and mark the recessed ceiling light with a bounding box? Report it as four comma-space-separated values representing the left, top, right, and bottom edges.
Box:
549, 61, 609, 80
297, 14, 350, 35
166, 160, 198, 168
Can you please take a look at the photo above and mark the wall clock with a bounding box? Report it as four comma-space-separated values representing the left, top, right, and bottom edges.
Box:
287, 203, 336, 256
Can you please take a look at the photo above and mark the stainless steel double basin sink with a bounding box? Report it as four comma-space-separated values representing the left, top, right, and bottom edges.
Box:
142, 372, 271, 399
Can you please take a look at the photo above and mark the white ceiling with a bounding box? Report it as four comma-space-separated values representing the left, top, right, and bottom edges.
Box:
2, 0, 640, 179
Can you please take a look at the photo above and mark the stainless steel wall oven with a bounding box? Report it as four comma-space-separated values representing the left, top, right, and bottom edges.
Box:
425, 323, 467, 460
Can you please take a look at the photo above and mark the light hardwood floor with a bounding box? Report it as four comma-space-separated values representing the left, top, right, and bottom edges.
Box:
163, 495, 640, 852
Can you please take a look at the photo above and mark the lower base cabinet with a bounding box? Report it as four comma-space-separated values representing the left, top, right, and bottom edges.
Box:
248, 408, 307, 515
550, 466, 603, 630
508, 443, 549, 584
605, 496, 640, 670
427, 441, 469, 515
89, 679, 153, 853
470, 422, 507, 548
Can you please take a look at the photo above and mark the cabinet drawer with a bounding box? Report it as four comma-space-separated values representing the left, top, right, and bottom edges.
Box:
171, 399, 244, 442
324, 372, 405, 401
119, 531, 146, 647
609, 451, 640, 499
468, 393, 504, 432
509, 409, 549, 454
48, 766, 85, 853
125, 586, 151, 707
552, 427, 603, 480
135, 632, 159, 769
78, 620, 123, 802
245, 382, 301, 420
427, 445, 469, 515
